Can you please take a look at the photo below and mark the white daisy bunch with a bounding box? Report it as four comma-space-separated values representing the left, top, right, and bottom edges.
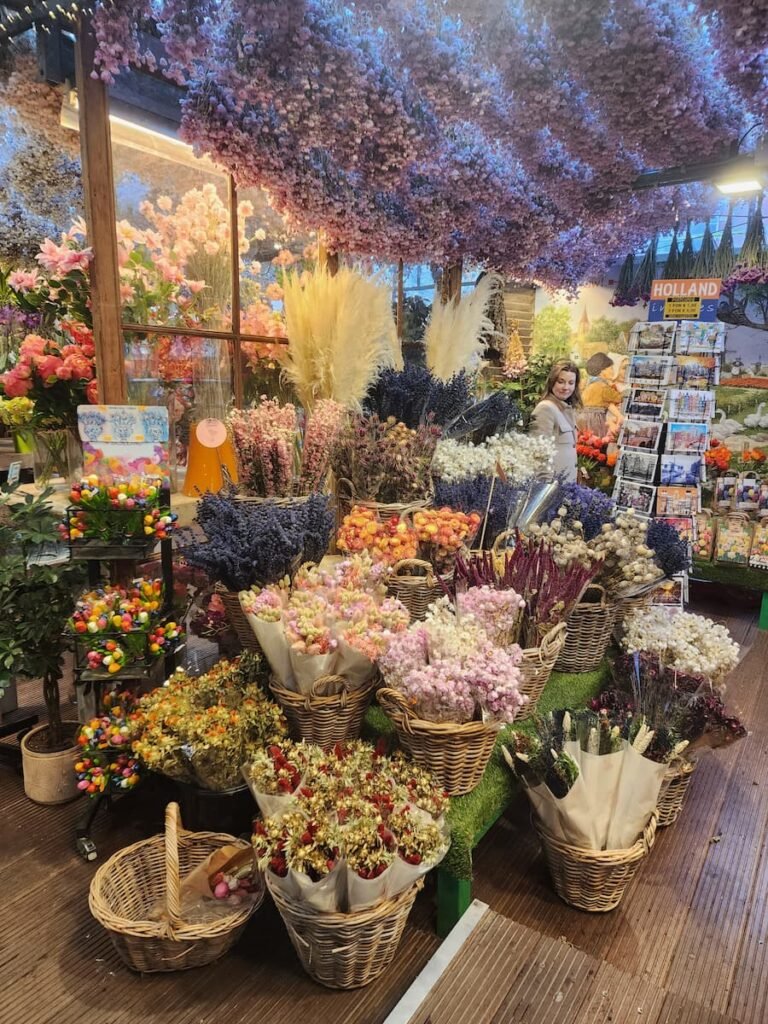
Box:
623, 607, 740, 682
432, 432, 555, 484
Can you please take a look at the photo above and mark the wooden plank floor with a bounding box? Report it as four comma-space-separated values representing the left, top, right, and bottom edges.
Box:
0, 588, 764, 1023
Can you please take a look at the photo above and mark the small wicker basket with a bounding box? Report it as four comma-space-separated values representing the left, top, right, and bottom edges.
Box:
516, 622, 567, 721
89, 802, 261, 972
377, 687, 498, 796
554, 585, 617, 674
214, 583, 262, 652
335, 477, 431, 525
267, 873, 422, 989
534, 812, 658, 912
269, 675, 377, 748
657, 758, 697, 827
386, 558, 447, 621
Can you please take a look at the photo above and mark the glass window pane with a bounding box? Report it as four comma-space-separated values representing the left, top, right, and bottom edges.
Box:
111, 132, 232, 330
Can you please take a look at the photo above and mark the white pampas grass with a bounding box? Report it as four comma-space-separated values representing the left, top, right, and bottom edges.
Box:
424, 273, 499, 381
282, 266, 401, 409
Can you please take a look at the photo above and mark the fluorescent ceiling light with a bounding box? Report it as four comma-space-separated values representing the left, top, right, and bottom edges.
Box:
715, 177, 763, 195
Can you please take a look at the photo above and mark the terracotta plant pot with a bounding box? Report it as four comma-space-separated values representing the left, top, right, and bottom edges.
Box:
21, 722, 81, 805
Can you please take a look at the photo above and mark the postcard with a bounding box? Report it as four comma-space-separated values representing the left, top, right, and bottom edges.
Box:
676, 320, 725, 354
675, 354, 720, 389
618, 417, 663, 451
665, 422, 710, 455
656, 486, 701, 517
613, 478, 656, 516
758, 482, 768, 518
617, 450, 658, 485
651, 575, 687, 608
667, 388, 716, 422
628, 321, 677, 356
628, 354, 676, 386
625, 387, 666, 420
660, 453, 704, 486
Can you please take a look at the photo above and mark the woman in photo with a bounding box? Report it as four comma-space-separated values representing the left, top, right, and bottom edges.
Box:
529, 359, 581, 482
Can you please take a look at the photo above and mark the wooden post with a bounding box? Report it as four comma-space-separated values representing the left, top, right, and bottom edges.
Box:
318, 234, 339, 276
441, 260, 463, 303
396, 259, 404, 340
228, 176, 244, 408
75, 15, 127, 404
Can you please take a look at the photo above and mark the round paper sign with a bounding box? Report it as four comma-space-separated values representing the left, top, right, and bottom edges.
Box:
195, 418, 228, 448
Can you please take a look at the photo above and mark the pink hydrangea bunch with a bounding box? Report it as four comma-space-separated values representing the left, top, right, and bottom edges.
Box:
456, 586, 525, 647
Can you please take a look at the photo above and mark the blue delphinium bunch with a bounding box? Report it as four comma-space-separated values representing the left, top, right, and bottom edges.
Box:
364, 366, 471, 428
434, 475, 529, 547
180, 492, 335, 592
646, 518, 689, 577
544, 483, 616, 540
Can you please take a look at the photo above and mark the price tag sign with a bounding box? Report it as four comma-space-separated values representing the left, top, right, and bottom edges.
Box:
663, 297, 701, 320
195, 418, 228, 449
7, 460, 21, 486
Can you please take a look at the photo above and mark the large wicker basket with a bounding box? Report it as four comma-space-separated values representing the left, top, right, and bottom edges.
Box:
657, 759, 697, 827
377, 687, 497, 796
516, 622, 567, 720
534, 812, 658, 912
89, 802, 261, 972
269, 675, 377, 748
215, 583, 262, 652
386, 558, 447, 620
555, 585, 617, 674
267, 872, 422, 989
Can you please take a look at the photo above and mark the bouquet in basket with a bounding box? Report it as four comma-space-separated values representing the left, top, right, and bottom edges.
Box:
503, 706, 687, 850
130, 653, 288, 790
227, 397, 346, 497
621, 608, 740, 684
245, 740, 450, 913
379, 588, 527, 724
239, 554, 409, 694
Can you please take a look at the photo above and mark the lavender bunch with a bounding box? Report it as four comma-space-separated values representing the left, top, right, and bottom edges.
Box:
180, 492, 334, 592
364, 366, 471, 429
646, 518, 689, 577
443, 391, 521, 443
544, 483, 616, 541
433, 475, 528, 547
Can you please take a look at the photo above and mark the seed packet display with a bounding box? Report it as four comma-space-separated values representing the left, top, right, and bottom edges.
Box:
714, 517, 753, 566
613, 478, 656, 516
758, 481, 768, 518
625, 387, 666, 420
675, 354, 720, 389
749, 520, 768, 570
660, 453, 705, 487
665, 421, 709, 455
694, 511, 715, 560
628, 354, 676, 387
628, 321, 677, 356
676, 321, 725, 354
668, 389, 716, 421
656, 486, 701, 517
618, 417, 662, 452
735, 474, 761, 511
715, 474, 738, 509
617, 450, 658, 485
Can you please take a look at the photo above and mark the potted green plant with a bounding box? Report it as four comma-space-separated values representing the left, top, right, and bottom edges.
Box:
0, 482, 85, 803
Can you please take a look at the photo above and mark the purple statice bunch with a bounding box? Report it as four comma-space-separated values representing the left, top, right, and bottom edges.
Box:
433, 475, 528, 547
364, 366, 471, 429
544, 483, 616, 541
443, 391, 521, 444
180, 491, 334, 591
646, 518, 689, 577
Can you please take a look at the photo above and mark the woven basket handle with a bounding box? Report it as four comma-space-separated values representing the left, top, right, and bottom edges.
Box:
336, 477, 357, 499
581, 583, 607, 607
164, 801, 185, 933
540, 621, 567, 657
492, 529, 514, 554
391, 558, 435, 584
309, 674, 349, 706
378, 686, 416, 733
643, 812, 658, 853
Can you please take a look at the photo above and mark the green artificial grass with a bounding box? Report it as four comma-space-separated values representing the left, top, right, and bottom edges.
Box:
364, 662, 611, 880
692, 557, 768, 593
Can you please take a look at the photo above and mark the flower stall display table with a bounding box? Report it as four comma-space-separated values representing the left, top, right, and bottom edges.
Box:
691, 557, 768, 630
364, 661, 611, 937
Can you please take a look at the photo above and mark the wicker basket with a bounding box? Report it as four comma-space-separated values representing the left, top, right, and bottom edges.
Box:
269, 675, 377, 747
516, 622, 567, 721
335, 477, 430, 525
657, 759, 697, 827
89, 802, 261, 972
534, 812, 658, 912
214, 583, 262, 652
386, 558, 447, 621
267, 872, 422, 989
554, 585, 617, 674
377, 687, 497, 796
